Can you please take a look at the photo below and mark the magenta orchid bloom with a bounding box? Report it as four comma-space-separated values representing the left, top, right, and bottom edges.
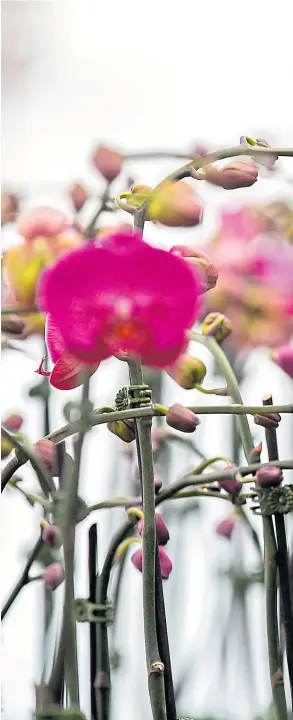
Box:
36, 315, 99, 390
37, 229, 202, 369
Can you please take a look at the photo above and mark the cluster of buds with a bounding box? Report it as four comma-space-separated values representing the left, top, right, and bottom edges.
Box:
131, 512, 172, 579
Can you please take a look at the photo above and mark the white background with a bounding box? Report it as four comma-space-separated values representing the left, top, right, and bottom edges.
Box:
1, 1, 293, 718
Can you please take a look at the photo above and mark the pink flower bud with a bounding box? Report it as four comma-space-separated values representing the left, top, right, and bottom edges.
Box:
166, 404, 200, 433
17, 207, 71, 242
137, 513, 170, 545
199, 162, 258, 190
219, 465, 242, 495
166, 354, 207, 390
216, 516, 236, 539
107, 419, 136, 443
170, 245, 218, 292
148, 181, 203, 228
254, 412, 281, 429
154, 473, 163, 493
92, 144, 123, 182
271, 346, 293, 379
256, 466, 282, 488
68, 183, 89, 211
190, 144, 208, 157
1, 193, 19, 225
1, 316, 25, 335
248, 442, 263, 465
34, 439, 56, 471
41, 521, 62, 548
201, 312, 232, 344
131, 546, 172, 579
240, 136, 278, 168
42, 563, 65, 590
3, 413, 23, 431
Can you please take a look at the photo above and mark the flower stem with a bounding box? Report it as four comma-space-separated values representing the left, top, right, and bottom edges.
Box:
263, 395, 293, 705
190, 331, 254, 460
86, 182, 112, 238
95, 519, 136, 720
1, 426, 55, 495
1, 536, 43, 620
61, 373, 91, 707
1, 456, 24, 492
88, 524, 98, 720
264, 515, 288, 719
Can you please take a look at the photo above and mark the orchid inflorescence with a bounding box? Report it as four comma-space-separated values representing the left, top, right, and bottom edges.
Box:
1, 137, 293, 720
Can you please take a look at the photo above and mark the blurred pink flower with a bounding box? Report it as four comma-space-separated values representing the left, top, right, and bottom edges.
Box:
271, 345, 293, 378
216, 516, 236, 539
37, 229, 202, 368
42, 563, 65, 590
17, 207, 72, 242
36, 315, 99, 390
202, 207, 293, 349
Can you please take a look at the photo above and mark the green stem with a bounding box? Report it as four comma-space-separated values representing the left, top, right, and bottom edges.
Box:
1, 456, 24, 492
1, 536, 43, 619
85, 459, 293, 514
1, 426, 55, 495
41, 404, 293, 446
61, 374, 91, 707
264, 517, 288, 719
95, 520, 135, 720
86, 182, 112, 238
191, 332, 254, 459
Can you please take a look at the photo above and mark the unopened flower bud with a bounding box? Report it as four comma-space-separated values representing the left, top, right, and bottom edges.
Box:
131, 546, 172, 579
92, 145, 123, 182
130, 184, 153, 205
201, 312, 232, 344
198, 162, 258, 190
148, 181, 203, 228
17, 207, 71, 242
240, 136, 278, 168
107, 419, 136, 443
166, 354, 206, 390
34, 439, 56, 472
154, 472, 163, 493
270, 345, 293, 379
68, 183, 89, 211
248, 442, 262, 465
219, 465, 242, 495
166, 404, 200, 433
254, 412, 281, 429
256, 466, 282, 488
1, 193, 19, 225
42, 563, 65, 590
170, 245, 218, 292
137, 513, 170, 545
190, 144, 208, 157
3, 413, 23, 431
1, 316, 25, 335
216, 516, 236, 539
41, 520, 62, 548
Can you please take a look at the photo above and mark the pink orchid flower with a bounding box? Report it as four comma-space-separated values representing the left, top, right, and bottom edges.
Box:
37, 229, 202, 369
36, 315, 99, 390
17, 207, 72, 242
